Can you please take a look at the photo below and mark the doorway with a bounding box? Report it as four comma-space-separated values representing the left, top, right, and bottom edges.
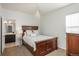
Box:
0, 17, 2, 55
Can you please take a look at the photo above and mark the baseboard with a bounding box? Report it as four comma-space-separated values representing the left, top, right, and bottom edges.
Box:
58, 47, 66, 50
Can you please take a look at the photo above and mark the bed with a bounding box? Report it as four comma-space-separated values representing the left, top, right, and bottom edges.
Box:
22, 26, 58, 56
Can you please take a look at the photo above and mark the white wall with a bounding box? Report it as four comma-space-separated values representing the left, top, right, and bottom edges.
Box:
40, 4, 79, 49
2, 8, 40, 51
3, 9, 40, 28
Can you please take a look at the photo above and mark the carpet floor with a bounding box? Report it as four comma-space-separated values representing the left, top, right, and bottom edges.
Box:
3, 46, 66, 56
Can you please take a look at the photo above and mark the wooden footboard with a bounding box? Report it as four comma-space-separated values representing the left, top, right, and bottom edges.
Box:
22, 37, 58, 56
35, 37, 58, 56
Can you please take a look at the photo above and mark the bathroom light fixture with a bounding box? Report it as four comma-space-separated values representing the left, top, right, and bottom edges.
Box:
3, 20, 7, 24
8, 20, 12, 24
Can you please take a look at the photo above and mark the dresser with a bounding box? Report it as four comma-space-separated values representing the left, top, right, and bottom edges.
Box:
66, 33, 79, 56
5, 33, 16, 43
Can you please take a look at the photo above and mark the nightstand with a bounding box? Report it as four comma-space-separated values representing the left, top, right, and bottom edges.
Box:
5, 33, 16, 43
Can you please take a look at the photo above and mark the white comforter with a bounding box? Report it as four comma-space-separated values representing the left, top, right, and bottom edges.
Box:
23, 35, 54, 51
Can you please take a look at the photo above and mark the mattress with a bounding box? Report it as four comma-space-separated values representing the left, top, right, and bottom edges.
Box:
30, 35, 54, 42
23, 35, 55, 51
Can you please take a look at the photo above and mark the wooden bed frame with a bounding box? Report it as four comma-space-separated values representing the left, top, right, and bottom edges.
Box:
22, 26, 58, 56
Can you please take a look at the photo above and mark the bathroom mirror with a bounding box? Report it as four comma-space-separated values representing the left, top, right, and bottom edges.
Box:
4, 20, 16, 33
7, 25, 12, 33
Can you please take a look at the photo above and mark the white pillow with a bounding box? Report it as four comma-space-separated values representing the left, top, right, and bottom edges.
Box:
26, 30, 32, 36
30, 33, 37, 37
33, 30, 39, 35
25, 30, 39, 37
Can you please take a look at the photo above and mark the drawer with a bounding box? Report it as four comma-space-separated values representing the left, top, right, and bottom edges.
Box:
46, 39, 53, 44
36, 44, 46, 55
46, 40, 53, 51
36, 41, 46, 46
36, 41, 46, 55
5, 35, 15, 39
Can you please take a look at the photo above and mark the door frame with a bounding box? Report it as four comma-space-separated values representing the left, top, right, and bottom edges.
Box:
0, 17, 2, 55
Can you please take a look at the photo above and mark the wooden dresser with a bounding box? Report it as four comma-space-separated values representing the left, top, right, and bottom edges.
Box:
66, 33, 79, 56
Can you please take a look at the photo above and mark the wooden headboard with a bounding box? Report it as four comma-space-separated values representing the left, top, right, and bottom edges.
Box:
22, 26, 38, 36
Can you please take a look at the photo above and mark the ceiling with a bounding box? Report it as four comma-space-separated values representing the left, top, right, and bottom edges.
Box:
1, 3, 71, 15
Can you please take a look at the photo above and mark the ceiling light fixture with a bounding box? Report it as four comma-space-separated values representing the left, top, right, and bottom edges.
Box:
35, 10, 40, 19
35, 4, 40, 19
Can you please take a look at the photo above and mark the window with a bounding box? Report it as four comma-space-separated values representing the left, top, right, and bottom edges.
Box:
66, 13, 79, 27
66, 13, 79, 33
